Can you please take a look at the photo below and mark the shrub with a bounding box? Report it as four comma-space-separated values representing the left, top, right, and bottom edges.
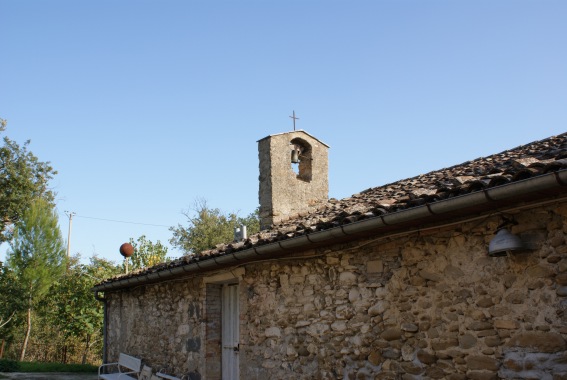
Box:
0, 359, 20, 372
19, 362, 98, 373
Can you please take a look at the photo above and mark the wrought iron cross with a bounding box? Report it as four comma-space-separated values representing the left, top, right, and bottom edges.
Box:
289, 110, 299, 131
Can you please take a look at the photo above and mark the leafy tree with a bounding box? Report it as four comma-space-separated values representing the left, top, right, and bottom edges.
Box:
0, 264, 26, 357
169, 199, 260, 255
40, 255, 121, 364
0, 119, 57, 243
6, 198, 66, 361
127, 235, 168, 271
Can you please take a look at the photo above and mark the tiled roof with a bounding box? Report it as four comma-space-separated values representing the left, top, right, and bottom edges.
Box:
204, 132, 567, 252
99, 132, 567, 285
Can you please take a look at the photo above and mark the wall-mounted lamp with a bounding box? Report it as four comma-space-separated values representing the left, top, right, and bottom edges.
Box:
488, 217, 525, 257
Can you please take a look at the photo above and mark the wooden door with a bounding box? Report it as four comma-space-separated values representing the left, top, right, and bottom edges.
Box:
221, 284, 239, 380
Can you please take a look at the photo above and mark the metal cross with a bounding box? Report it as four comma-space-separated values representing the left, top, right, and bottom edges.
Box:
289, 110, 299, 131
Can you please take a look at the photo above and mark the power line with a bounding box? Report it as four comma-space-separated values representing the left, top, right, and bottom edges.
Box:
73, 214, 171, 228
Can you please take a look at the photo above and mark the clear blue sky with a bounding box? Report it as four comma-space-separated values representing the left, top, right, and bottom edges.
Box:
1, 0, 565, 264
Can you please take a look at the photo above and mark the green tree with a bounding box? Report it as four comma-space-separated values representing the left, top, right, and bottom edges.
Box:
127, 235, 168, 271
169, 199, 260, 255
6, 198, 66, 361
0, 264, 26, 357
0, 119, 56, 243
0, 264, 25, 330
40, 255, 121, 364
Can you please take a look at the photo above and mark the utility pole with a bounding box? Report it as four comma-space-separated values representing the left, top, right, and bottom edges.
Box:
64, 211, 76, 264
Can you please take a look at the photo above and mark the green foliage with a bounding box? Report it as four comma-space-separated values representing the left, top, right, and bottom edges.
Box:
43, 258, 102, 340
88, 256, 122, 282
1, 255, 120, 364
0, 120, 56, 243
0, 359, 20, 372
6, 198, 66, 301
169, 199, 260, 255
127, 235, 169, 271
0, 265, 26, 337
0, 119, 110, 365
6, 198, 66, 360
38, 255, 120, 364
16, 361, 97, 372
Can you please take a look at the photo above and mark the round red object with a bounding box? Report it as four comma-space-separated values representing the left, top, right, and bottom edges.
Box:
119, 243, 134, 258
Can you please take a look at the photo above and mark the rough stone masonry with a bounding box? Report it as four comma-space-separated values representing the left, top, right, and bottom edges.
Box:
105, 201, 567, 379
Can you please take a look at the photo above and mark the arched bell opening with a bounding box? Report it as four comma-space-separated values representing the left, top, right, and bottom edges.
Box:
290, 137, 312, 182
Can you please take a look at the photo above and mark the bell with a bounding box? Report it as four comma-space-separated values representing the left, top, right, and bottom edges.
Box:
291, 149, 300, 164
488, 228, 525, 257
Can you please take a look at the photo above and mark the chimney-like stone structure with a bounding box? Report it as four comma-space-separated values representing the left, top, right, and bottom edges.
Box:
258, 130, 329, 230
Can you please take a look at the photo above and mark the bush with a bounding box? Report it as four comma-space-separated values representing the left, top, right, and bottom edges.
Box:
0, 359, 21, 372
19, 362, 98, 372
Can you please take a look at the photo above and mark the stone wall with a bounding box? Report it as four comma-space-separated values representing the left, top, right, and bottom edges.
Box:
106, 277, 205, 375
105, 202, 567, 379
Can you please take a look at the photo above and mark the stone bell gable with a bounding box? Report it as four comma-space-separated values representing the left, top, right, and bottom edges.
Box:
258, 130, 329, 230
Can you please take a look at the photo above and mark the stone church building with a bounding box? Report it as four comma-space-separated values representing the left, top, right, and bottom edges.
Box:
94, 130, 567, 380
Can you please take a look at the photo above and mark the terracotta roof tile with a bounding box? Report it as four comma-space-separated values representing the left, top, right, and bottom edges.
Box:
98, 132, 567, 285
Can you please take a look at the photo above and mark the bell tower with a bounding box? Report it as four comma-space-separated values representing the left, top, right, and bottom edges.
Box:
258, 130, 329, 230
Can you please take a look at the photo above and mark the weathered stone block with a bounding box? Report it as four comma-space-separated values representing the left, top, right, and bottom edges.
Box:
367, 260, 383, 273
381, 328, 402, 341
466, 356, 500, 371
331, 321, 347, 332
382, 349, 401, 359
557, 286, 567, 297
502, 356, 523, 372
431, 339, 459, 350
476, 297, 494, 308
484, 336, 501, 347
416, 350, 437, 365
419, 270, 443, 282
459, 334, 477, 349
368, 350, 383, 366
446, 374, 467, 380
444, 265, 465, 280
348, 288, 360, 302
505, 332, 567, 353
505, 290, 526, 304
339, 271, 357, 285
465, 371, 498, 380
306, 323, 330, 337
493, 319, 519, 329
425, 366, 446, 379
400, 362, 424, 375
477, 330, 497, 338
289, 274, 305, 285
469, 321, 493, 331
401, 323, 418, 333
526, 265, 554, 278
265, 327, 281, 338
502, 274, 517, 288
368, 301, 389, 316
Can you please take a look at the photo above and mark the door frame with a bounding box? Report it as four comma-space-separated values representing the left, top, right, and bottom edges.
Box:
204, 268, 244, 380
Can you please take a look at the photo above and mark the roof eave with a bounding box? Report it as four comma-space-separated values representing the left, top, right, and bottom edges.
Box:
93, 169, 567, 293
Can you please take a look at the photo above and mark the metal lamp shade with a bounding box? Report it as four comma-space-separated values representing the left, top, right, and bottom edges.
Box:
488, 228, 525, 257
